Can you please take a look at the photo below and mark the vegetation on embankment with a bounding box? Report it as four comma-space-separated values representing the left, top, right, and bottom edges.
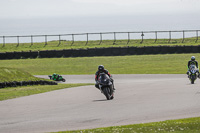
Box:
0, 38, 199, 52
57, 117, 200, 133
0, 67, 41, 82
0, 53, 196, 75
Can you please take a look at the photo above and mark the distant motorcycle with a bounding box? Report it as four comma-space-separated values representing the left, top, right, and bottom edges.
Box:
188, 65, 198, 84
48, 75, 66, 82
97, 73, 114, 100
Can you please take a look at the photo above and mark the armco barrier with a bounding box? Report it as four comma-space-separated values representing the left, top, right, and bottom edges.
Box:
0, 80, 57, 89
0, 45, 200, 60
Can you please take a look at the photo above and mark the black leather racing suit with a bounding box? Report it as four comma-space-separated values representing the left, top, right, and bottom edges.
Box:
95, 69, 113, 89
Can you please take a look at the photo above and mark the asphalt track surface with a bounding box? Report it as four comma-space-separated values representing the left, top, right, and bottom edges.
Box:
1, 74, 200, 133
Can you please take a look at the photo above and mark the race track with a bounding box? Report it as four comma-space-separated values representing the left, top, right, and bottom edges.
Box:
1, 74, 200, 133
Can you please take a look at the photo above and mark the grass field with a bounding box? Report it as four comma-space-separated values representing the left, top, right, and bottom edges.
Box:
0, 38, 199, 52
56, 117, 200, 133
0, 53, 196, 75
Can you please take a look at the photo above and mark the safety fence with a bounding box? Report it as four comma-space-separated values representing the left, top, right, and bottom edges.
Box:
0, 30, 199, 47
0, 45, 200, 60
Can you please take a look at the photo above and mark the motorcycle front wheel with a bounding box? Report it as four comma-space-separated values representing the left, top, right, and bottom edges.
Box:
191, 75, 196, 84
102, 87, 111, 100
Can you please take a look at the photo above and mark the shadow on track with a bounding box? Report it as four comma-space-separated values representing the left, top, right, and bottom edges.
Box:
92, 99, 108, 102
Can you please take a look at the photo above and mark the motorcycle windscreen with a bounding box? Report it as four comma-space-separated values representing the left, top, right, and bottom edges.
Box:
98, 73, 110, 84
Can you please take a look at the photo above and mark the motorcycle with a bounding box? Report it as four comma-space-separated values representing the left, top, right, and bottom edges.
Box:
97, 73, 114, 100
48, 75, 66, 82
188, 65, 198, 84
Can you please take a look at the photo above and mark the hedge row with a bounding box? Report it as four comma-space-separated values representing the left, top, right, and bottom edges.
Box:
0, 45, 200, 59
0, 80, 57, 89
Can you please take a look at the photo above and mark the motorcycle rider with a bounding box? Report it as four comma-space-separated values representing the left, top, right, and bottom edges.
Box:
52, 73, 59, 81
95, 65, 115, 90
187, 56, 200, 78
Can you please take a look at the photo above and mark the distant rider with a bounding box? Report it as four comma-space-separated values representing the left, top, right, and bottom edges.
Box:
95, 65, 115, 90
52, 73, 59, 81
187, 56, 200, 78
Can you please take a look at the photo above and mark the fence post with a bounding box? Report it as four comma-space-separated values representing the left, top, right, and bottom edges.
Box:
45, 35, 47, 46
182, 30, 185, 43
85, 33, 88, 45
154, 31, 157, 43
31, 35, 33, 46
168, 31, 171, 43
17, 36, 19, 47
140, 32, 144, 44
196, 30, 198, 43
58, 35, 61, 46
99, 33, 102, 45
71, 34, 74, 46
3, 36, 5, 47
127, 32, 130, 44
113, 32, 116, 45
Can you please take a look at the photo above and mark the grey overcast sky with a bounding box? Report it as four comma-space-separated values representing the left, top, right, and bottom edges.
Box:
0, 0, 200, 19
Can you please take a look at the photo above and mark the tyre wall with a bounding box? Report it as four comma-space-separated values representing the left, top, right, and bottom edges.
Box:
0, 80, 57, 89
0, 45, 200, 60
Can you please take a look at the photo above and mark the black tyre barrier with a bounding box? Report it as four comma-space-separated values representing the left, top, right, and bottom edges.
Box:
103, 48, 113, 56
144, 46, 154, 54
120, 47, 129, 55
71, 49, 81, 57
0, 52, 6, 59
21, 51, 38, 59
137, 47, 145, 55
0, 80, 57, 89
78, 49, 88, 57
13, 52, 22, 59
191, 45, 200, 53
160, 46, 169, 54
152, 46, 161, 54
39, 50, 63, 58
167, 46, 177, 54
1, 46, 200, 60
95, 48, 106, 56
128, 47, 137, 55
184, 46, 193, 53
176, 46, 185, 53
87, 48, 96, 57
112, 47, 121, 56
63, 49, 73, 57
5, 52, 15, 59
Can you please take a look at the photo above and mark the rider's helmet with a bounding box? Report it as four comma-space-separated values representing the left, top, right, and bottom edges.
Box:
98, 65, 104, 72
191, 56, 195, 61
53, 73, 56, 76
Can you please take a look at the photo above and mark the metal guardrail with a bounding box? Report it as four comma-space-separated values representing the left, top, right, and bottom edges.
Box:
0, 30, 199, 47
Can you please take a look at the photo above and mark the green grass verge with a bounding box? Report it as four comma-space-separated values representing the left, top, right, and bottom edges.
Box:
0, 67, 41, 82
0, 83, 92, 101
0, 38, 199, 52
0, 53, 196, 75
55, 117, 200, 133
